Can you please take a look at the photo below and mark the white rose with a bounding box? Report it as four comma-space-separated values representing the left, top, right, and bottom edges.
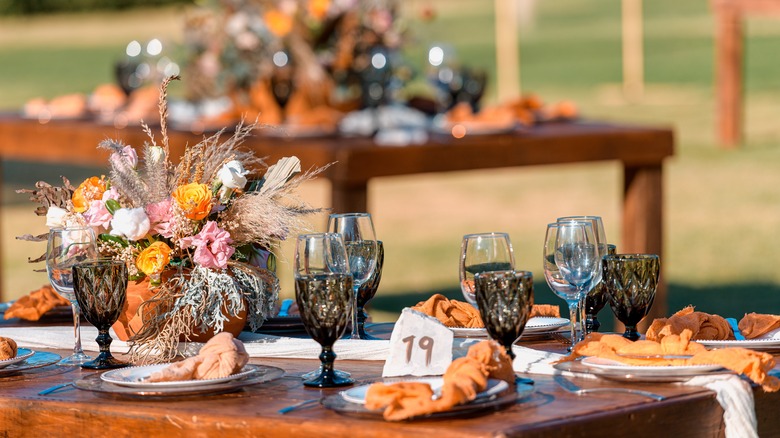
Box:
110, 208, 150, 241
45, 206, 68, 228
149, 146, 165, 163
217, 160, 248, 189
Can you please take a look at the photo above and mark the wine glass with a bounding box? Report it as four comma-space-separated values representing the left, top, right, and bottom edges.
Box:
294, 233, 355, 388
72, 259, 129, 369
459, 232, 515, 307
584, 244, 616, 332
542, 222, 598, 352
473, 270, 533, 359
603, 254, 660, 341
46, 226, 98, 365
356, 241, 384, 340
557, 216, 608, 336
327, 213, 378, 340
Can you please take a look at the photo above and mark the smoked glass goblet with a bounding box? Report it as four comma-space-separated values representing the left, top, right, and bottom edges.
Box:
72, 259, 129, 369
602, 254, 660, 341
356, 241, 384, 340
474, 270, 533, 360
584, 244, 616, 332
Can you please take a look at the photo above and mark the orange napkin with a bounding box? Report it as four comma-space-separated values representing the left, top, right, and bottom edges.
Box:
738, 313, 780, 339
559, 330, 780, 392
411, 294, 560, 328
646, 306, 734, 341
365, 340, 514, 421
4, 285, 70, 321
0, 337, 17, 360
145, 332, 249, 382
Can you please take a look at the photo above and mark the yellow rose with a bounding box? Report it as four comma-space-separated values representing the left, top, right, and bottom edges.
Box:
135, 241, 172, 276
72, 176, 107, 213
172, 183, 213, 220
264, 9, 293, 37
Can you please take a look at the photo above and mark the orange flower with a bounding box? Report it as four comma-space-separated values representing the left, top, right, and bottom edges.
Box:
172, 183, 213, 221
264, 9, 293, 37
72, 176, 107, 213
135, 241, 172, 276
308, 0, 330, 20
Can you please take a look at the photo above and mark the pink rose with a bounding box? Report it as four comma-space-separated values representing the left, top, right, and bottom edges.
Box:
145, 198, 174, 238
179, 221, 235, 269
84, 188, 119, 231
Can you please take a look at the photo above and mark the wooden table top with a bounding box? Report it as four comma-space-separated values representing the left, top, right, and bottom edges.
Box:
1, 334, 777, 437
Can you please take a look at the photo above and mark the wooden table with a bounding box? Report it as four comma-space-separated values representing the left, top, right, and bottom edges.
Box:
0, 116, 674, 319
0, 338, 777, 437
710, 0, 780, 148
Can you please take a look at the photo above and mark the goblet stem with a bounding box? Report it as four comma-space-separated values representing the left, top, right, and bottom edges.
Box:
566, 300, 579, 352
303, 346, 353, 388
71, 303, 83, 355
349, 285, 360, 340
623, 325, 640, 341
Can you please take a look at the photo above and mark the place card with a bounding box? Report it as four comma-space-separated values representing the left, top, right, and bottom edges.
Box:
382, 308, 453, 377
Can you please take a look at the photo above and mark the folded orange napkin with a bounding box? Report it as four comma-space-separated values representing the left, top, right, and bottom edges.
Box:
145, 332, 249, 382
411, 294, 560, 328
738, 313, 780, 339
560, 330, 780, 392
4, 285, 70, 321
365, 340, 514, 421
0, 337, 17, 360
646, 306, 735, 341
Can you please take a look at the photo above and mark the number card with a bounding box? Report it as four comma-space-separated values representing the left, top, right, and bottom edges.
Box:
382, 308, 454, 377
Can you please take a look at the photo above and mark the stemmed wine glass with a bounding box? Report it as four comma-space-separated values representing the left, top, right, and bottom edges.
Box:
473, 270, 533, 359
542, 222, 599, 352
602, 254, 660, 341
557, 216, 608, 336
459, 232, 515, 307
72, 259, 129, 369
584, 244, 616, 332
46, 226, 98, 365
328, 213, 378, 340
355, 241, 384, 340
294, 233, 355, 388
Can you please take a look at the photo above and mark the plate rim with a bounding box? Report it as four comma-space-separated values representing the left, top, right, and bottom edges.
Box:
100, 363, 260, 388
341, 377, 509, 405
0, 348, 34, 369
581, 356, 724, 374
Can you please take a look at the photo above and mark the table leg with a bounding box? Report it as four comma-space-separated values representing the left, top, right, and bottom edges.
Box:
622, 163, 666, 329
714, 1, 743, 148
330, 181, 368, 214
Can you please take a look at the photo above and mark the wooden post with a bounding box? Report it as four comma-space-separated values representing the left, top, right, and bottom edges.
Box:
713, 0, 743, 148
622, 0, 644, 102
495, 0, 521, 99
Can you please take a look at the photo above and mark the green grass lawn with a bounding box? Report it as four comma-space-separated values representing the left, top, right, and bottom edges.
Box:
2, 0, 780, 326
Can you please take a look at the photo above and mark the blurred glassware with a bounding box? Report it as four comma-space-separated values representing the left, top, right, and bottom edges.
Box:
355, 241, 384, 340
460, 232, 515, 307
584, 244, 617, 332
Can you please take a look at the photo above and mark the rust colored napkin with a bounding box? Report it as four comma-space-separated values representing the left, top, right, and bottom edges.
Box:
0, 337, 17, 360
411, 294, 560, 328
738, 313, 780, 339
365, 340, 514, 421
145, 332, 249, 382
645, 306, 735, 341
560, 330, 780, 392
4, 285, 70, 321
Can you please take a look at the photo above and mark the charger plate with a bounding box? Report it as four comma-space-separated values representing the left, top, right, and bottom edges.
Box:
101, 363, 261, 388
553, 358, 731, 383
0, 350, 60, 376
0, 348, 34, 369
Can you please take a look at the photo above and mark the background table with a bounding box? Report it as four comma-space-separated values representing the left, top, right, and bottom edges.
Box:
0, 116, 674, 320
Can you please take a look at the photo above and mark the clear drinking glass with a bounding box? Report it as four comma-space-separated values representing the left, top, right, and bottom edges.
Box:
542, 222, 598, 352
557, 216, 608, 336
328, 213, 378, 340
294, 233, 355, 388
46, 226, 98, 365
459, 232, 515, 307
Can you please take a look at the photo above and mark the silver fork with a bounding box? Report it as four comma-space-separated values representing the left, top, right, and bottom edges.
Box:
554, 375, 665, 401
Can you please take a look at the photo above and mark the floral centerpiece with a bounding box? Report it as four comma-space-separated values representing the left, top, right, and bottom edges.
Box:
18, 76, 328, 362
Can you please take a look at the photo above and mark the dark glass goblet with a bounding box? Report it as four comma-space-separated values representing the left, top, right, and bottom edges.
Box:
72, 259, 129, 370
474, 270, 533, 360
356, 241, 384, 340
603, 254, 660, 341
584, 244, 617, 333
296, 272, 354, 388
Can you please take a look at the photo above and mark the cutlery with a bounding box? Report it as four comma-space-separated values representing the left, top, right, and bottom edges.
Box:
278, 299, 294, 317
38, 382, 74, 396
726, 318, 746, 340
278, 398, 320, 414
553, 375, 665, 401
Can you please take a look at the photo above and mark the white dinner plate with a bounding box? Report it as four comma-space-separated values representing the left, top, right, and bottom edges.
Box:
523, 317, 570, 334
581, 356, 724, 377
101, 363, 259, 388
0, 348, 34, 369
449, 327, 488, 338
696, 338, 780, 352
341, 377, 509, 405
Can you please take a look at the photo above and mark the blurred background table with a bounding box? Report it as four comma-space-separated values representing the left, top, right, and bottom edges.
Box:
0, 115, 673, 321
